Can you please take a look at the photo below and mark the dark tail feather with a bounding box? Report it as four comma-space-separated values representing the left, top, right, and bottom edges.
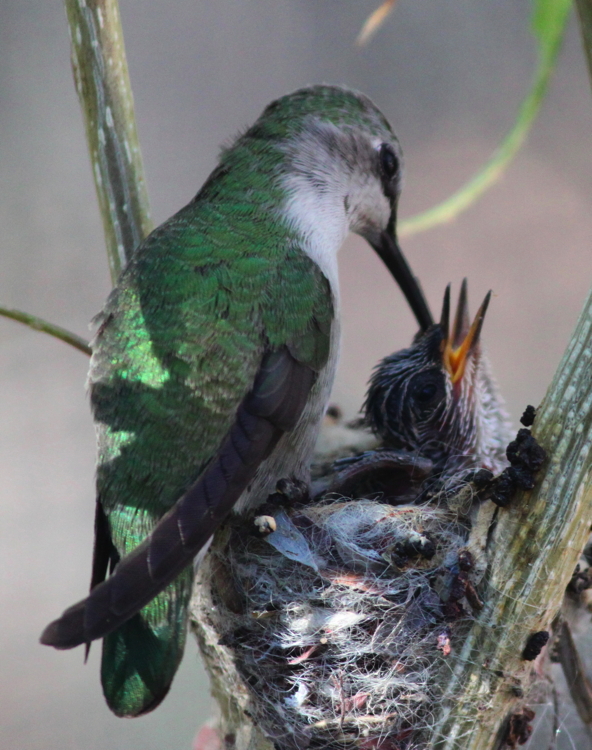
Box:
41, 600, 86, 649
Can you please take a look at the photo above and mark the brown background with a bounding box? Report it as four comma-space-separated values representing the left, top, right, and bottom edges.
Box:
1, 1, 591, 748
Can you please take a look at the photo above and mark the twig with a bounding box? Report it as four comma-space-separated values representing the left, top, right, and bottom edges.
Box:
576, 0, 592, 86
0, 307, 91, 355
554, 616, 592, 726
356, 0, 397, 46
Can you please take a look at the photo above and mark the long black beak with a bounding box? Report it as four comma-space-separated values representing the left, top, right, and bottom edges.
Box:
371, 228, 433, 332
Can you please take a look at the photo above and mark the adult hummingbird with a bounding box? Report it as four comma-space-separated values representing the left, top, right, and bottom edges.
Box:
40, 85, 432, 717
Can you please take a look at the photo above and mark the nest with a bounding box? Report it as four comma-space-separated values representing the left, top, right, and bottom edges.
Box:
194, 493, 485, 750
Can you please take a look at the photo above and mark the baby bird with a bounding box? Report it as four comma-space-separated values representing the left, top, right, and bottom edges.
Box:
320, 281, 514, 505
364, 279, 513, 479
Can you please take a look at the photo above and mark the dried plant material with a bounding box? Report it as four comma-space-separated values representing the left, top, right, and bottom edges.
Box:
356, 0, 398, 47
436, 631, 452, 656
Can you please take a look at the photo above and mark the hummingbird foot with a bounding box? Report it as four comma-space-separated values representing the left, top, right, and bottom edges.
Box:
247, 479, 311, 539
254, 478, 312, 521
253, 514, 278, 535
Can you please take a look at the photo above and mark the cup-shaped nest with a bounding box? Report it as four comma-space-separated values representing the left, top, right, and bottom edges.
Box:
196, 498, 479, 750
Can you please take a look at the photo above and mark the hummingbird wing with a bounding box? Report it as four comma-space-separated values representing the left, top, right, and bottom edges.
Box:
41, 347, 318, 645
40, 208, 333, 717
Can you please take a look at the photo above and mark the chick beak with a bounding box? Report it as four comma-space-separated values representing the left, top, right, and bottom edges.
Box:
440, 279, 491, 390
370, 217, 433, 332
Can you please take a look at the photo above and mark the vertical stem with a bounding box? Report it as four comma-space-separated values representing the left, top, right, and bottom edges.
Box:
576, 0, 592, 87
64, 0, 152, 283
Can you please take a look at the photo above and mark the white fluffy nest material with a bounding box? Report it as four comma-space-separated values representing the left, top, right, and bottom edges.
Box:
203, 498, 480, 750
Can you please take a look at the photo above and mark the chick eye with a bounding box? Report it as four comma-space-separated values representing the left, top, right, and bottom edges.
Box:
414, 382, 437, 403
408, 370, 444, 410
379, 143, 399, 181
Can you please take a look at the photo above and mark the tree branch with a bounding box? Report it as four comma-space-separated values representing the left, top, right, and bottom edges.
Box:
3, 0, 155, 356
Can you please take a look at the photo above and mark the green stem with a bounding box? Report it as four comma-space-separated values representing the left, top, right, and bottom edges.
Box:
575, 0, 592, 86
0, 307, 91, 356
64, 0, 152, 282
399, 5, 568, 238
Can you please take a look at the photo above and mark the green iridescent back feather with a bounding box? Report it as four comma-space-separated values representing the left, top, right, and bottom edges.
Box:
89, 94, 341, 715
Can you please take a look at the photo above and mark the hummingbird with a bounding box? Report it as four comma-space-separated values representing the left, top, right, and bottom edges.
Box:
363, 282, 548, 512
363, 279, 513, 479
40, 85, 432, 717
322, 281, 513, 503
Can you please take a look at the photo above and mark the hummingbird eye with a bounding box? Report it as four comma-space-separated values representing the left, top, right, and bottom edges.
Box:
379, 143, 399, 182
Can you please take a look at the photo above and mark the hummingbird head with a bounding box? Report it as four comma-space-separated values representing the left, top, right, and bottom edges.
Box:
225, 85, 431, 330
363, 280, 511, 475
260, 86, 401, 230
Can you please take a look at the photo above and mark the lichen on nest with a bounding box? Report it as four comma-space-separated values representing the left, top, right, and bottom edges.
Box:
196, 495, 484, 750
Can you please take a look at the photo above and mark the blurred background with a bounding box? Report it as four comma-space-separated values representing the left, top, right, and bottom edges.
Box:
1, 1, 591, 748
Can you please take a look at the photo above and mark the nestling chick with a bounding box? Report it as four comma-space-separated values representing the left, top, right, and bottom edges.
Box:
364, 280, 513, 478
